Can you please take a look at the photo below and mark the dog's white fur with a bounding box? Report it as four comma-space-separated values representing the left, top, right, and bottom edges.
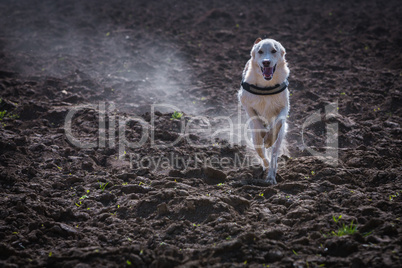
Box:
238, 38, 290, 184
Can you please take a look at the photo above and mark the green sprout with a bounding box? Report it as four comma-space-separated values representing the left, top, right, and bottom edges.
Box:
363, 231, 373, 237
331, 221, 358, 236
332, 215, 342, 223
99, 181, 109, 191
0, 110, 19, 121
171, 111, 183, 120
0, 110, 7, 121
389, 191, 400, 201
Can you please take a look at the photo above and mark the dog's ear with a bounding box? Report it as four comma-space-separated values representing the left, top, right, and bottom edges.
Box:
278, 42, 286, 57
251, 38, 262, 58
254, 37, 262, 44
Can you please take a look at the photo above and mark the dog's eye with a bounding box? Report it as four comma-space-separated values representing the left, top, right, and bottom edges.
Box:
271, 49, 277, 53
258, 50, 263, 54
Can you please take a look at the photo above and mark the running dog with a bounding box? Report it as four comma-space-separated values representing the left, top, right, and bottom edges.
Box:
238, 38, 290, 184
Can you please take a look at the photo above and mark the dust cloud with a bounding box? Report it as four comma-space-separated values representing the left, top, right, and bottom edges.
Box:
0, 0, 248, 147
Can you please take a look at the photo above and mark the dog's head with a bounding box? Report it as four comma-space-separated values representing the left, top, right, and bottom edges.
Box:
251, 38, 286, 81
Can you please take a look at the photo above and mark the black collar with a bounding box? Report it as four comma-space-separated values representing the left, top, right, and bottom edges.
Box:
241, 79, 289, 95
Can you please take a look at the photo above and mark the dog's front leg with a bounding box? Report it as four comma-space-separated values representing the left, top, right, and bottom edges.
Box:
266, 108, 288, 184
244, 107, 269, 168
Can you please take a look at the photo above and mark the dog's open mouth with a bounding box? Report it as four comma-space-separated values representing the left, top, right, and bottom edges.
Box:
261, 65, 276, 80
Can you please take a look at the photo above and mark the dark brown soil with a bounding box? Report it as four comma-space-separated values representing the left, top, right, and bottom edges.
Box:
0, 0, 401, 267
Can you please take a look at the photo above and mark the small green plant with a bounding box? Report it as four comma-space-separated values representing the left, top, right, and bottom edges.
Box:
363, 231, 373, 237
79, 195, 88, 200
99, 181, 109, 191
389, 191, 400, 201
0, 110, 19, 121
324, 216, 358, 237
331, 220, 357, 236
171, 111, 183, 120
332, 215, 342, 223
0, 110, 7, 121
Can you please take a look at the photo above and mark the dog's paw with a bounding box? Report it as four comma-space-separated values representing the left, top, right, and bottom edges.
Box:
265, 170, 277, 185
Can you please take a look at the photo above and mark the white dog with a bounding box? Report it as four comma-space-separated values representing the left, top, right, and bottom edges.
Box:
238, 38, 290, 184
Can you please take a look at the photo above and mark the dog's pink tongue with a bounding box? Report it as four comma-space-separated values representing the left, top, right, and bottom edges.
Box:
263, 67, 274, 78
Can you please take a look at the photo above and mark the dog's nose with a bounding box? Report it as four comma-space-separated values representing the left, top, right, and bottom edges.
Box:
262, 60, 271, 67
